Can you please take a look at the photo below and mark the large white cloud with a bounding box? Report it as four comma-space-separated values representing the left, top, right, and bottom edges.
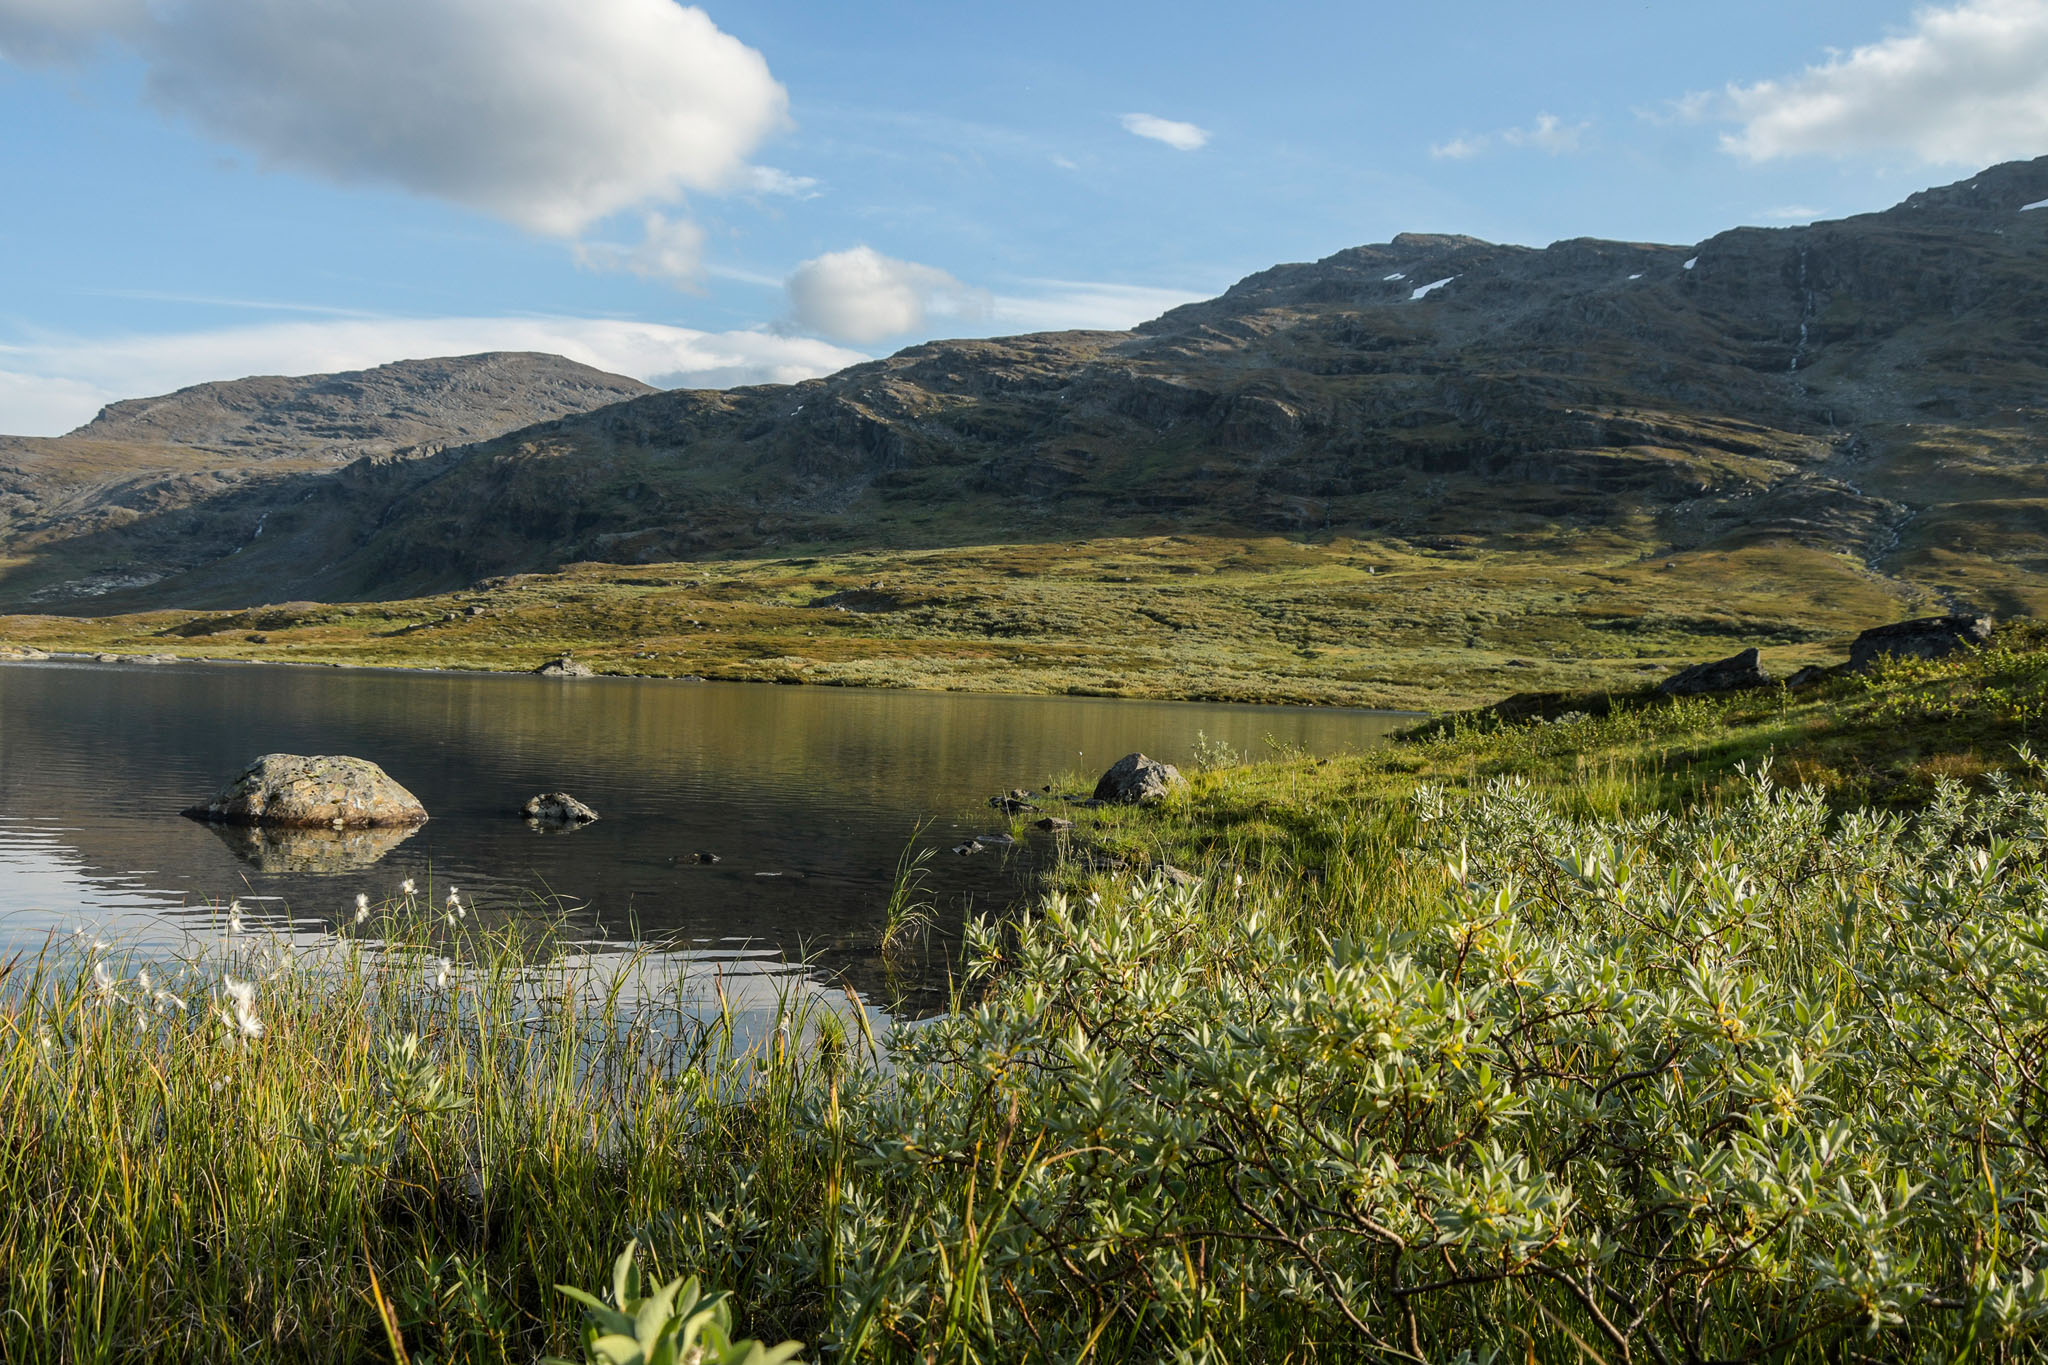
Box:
0, 0, 788, 237
0, 316, 868, 436
784, 247, 991, 345
1721, 0, 2048, 165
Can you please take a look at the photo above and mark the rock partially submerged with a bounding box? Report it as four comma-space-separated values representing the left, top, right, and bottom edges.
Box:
1849, 615, 1993, 671
0, 645, 48, 661
521, 792, 599, 825
1656, 647, 1771, 696
1092, 753, 1186, 806
534, 654, 594, 678
183, 754, 428, 829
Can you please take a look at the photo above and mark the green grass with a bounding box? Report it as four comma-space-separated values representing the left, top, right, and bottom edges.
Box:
8, 628, 2048, 1362
0, 533, 1921, 710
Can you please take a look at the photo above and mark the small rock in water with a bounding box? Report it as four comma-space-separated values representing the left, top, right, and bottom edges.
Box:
951, 841, 983, 855
533, 654, 594, 678
94, 652, 122, 663
1035, 816, 1075, 831
521, 792, 599, 825
973, 832, 1016, 847
688, 851, 721, 864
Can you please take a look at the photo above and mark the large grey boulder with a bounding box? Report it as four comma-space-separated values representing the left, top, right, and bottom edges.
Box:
522, 792, 599, 824
1848, 615, 1993, 671
183, 754, 428, 829
1656, 648, 1771, 696
534, 654, 594, 678
1093, 752, 1187, 806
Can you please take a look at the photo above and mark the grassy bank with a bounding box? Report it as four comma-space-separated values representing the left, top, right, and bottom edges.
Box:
1, 533, 1918, 709
7, 630, 2047, 1362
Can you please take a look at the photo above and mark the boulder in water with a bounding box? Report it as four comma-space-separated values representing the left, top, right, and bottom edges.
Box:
1092, 753, 1186, 806
522, 792, 599, 824
183, 754, 428, 829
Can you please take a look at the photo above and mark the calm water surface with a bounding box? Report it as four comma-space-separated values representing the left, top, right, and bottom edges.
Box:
0, 659, 1408, 998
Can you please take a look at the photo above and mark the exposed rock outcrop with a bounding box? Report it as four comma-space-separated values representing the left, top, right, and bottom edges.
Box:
1848, 615, 1994, 671
1657, 648, 1772, 696
0, 645, 48, 660
534, 655, 594, 678
1093, 753, 1187, 806
182, 754, 428, 828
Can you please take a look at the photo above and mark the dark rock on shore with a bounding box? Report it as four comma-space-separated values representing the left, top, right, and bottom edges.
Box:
1093, 753, 1186, 806
1035, 816, 1074, 831
182, 754, 428, 829
1657, 648, 1771, 696
521, 792, 599, 824
1849, 615, 1993, 670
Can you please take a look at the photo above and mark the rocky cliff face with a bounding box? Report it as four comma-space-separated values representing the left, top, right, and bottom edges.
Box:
5, 159, 2046, 614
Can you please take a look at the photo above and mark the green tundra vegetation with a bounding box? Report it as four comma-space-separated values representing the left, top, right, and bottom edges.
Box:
0, 533, 1919, 710
5, 628, 2047, 1362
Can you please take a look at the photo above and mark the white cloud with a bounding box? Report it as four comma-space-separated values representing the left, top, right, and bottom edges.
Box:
1500, 113, 1589, 154
1760, 205, 1825, 221
739, 166, 821, 199
988, 281, 1210, 333
0, 0, 788, 237
1721, 0, 2048, 165
573, 213, 708, 286
0, 317, 868, 436
784, 247, 991, 345
1121, 112, 1210, 151
1431, 112, 1588, 160
1429, 135, 1488, 160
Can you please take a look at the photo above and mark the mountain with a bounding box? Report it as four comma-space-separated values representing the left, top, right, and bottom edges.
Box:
4, 159, 2046, 617
0, 353, 652, 604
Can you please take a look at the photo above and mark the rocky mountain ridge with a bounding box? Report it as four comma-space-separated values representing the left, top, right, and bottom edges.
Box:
3, 158, 2045, 615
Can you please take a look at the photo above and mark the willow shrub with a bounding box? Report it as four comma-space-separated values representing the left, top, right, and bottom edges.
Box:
816, 761, 2048, 1361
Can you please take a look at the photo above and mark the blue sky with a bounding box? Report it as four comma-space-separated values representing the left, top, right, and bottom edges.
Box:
2, 0, 2046, 434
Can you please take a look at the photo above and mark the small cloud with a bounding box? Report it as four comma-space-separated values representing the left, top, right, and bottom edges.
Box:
1430, 134, 1489, 160
1050, 153, 1079, 171
1500, 113, 1588, 154
1760, 205, 1824, 221
783, 246, 991, 345
988, 279, 1212, 333
573, 212, 706, 286
1721, 0, 2048, 165
1431, 113, 1588, 160
1638, 89, 1715, 126
740, 166, 821, 198
1121, 112, 1210, 151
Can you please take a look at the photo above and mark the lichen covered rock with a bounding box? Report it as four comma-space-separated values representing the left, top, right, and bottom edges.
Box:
182, 754, 428, 829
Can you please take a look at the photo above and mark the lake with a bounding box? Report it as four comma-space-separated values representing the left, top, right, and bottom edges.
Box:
0, 658, 1409, 1005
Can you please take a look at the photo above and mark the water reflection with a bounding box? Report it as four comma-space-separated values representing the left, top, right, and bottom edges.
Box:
199, 820, 422, 873
0, 658, 1411, 1004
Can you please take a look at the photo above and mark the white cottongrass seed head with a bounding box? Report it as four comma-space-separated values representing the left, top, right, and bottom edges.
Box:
354, 892, 370, 924
221, 974, 263, 1038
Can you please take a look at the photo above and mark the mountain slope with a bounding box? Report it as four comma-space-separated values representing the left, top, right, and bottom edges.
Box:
4, 159, 2047, 617
0, 352, 652, 603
